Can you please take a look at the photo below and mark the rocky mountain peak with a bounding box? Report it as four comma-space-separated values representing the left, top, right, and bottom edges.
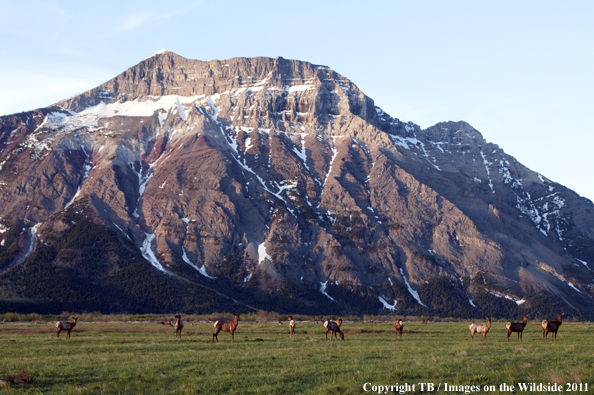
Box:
54, 52, 383, 137
0, 53, 593, 317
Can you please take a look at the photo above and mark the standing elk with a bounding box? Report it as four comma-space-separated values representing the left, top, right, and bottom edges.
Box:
55, 316, 79, 340
542, 313, 564, 342
324, 318, 344, 340
175, 313, 183, 339
469, 317, 492, 343
332, 317, 344, 339
506, 316, 529, 342
213, 313, 240, 343
288, 316, 295, 339
394, 319, 404, 339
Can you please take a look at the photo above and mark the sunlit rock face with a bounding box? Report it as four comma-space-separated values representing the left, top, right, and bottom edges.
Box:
1, 51, 593, 316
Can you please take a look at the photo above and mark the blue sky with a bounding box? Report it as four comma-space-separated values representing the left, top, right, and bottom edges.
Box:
1, 1, 593, 201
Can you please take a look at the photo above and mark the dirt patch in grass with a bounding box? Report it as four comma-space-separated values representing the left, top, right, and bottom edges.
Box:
0, 326, 53, 335
3, 369, 35, 385
0, 323, 198, 335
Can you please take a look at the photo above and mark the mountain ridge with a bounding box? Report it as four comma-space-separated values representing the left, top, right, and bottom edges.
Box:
0, 51, 593, 318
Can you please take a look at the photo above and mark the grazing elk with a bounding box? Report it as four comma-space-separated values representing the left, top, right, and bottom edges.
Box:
212, 313, 240, 343
506, 316, 529, 342
469, 317, 492, 343
175, 313, 183, 339
394, 319, 404, 339
333, 317, 343, 339
55, 316, 79, 340
288, 316, 296, 339
542, 313, 564, 342
324, 318, 344, 340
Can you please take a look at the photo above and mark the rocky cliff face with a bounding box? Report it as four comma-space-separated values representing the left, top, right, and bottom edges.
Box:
1, 51, 593, 317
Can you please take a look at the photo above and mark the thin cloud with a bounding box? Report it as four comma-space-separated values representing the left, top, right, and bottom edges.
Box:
118, 12, 155, 31
117, 3, 200, 32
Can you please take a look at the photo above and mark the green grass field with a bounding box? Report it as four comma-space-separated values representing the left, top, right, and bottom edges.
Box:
0, 320, 592, 394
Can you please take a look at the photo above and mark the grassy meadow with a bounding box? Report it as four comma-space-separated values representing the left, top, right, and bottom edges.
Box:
0, 318, 592, 394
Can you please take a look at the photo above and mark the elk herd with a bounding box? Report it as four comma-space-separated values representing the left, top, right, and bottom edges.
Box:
468, 314, 565, 343
51, 313, 567, 343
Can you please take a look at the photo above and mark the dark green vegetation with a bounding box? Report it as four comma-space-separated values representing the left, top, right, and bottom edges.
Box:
0, 210, 239, 315
0, 320, 592, 394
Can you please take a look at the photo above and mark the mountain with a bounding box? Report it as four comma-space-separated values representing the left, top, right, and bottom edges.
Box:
1, 51, 593, 318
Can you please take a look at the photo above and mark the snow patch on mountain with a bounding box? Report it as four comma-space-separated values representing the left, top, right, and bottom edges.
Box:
378, 295, 397, 310
510, 173, 566, 238
182, 246, 215, 279
576, 258, 590, 270
158, 111, 168, 127
143, 50, 171, 61
319, 281, 336, 302
479, 150, 495, 193
292, 133, 309, 170
65, 146, 93, 209
141, 233, 169, 273
399, 268, 427, 307
390, 135, 441, 170
488, 291, 526, 305
468, 295, 479, 309
206, 96, 220, 121
320, 136, 340, 203
258, 242, 270, 265
81, 95, 204, 120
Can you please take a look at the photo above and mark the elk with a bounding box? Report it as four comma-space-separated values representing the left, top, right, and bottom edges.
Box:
506, 316, 529, 342
175, 313, 183, 339
469, 317, 492, 343
212, 313, 240, 343
542, 313, 564, 342
288, 316, 296, 339
55, 316, 79, 340
394, 319, 404, 339
161, 319, 173, 327
324, 318, 344, 340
